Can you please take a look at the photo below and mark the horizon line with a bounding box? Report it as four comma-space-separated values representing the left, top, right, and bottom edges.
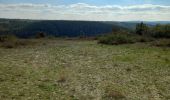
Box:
1, 17, 170, 22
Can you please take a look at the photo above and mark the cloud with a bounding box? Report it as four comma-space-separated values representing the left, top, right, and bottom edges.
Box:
0, 3, 170, 21
125, 4, 170, 11
0, 3, 51, 9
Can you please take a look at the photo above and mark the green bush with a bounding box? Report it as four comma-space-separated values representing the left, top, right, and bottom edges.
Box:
151, 24, 170, 38
99, 34, 132, 45
98, 31, 152, 45
0, 35, 38, 48
139, 36, 154, 42
0, 34, 18, 42
0, 35, 18, 48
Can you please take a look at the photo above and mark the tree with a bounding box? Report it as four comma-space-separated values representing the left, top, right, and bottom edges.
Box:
152, 24, 170, 38
136, 22, 149, 35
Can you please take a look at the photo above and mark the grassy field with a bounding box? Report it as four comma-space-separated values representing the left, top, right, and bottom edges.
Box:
0, 39, 170, 100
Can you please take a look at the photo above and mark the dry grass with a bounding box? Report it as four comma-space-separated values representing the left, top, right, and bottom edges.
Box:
0, 38, 45, 49
103, 84, 126, 100
57, 71, 67, 83
0, 39, 170, 100
152, 39, 170, 47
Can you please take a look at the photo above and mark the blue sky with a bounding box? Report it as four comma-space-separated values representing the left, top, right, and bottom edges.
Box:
0, 0, 170, 21
0, 0, 170, 6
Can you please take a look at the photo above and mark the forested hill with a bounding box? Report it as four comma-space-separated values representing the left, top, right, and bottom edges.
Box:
1, 18, 169, 38
0, 19, 129, 38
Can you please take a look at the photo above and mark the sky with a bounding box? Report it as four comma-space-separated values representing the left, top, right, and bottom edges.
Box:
0, 0, 170, 21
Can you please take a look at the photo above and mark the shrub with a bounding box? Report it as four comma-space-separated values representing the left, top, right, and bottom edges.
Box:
135, 23, 170, 38
98, 31, 149, 45
135, 22, 170, 38
139, 36, 154, 42
0, 35, 38, 48
152, 39, 170, 47
35, 32, 46, 38
1, 42, 16, 48
103, 84, 126, 100
0, 35, 18, 48
151, 24, 170, 38
0, 34, 18, 42
98, 34, 131, 45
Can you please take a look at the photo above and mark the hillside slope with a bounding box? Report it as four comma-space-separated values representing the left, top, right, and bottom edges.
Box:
0, 19, 127, 38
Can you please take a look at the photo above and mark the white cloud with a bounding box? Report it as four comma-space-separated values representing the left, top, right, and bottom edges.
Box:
0, 3, 170, 21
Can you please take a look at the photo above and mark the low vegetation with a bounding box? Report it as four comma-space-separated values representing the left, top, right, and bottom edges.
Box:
98, 22, 170, 46
152, 39, 170, 47
35, 32, 46, 39
103, 84, 126, 100
0, 39, 169, 99
136, 22, 170, 38
98, 31, 153, 45
151, 24, 170, 38
0, 21, 169, 99
0, 35, 40, 48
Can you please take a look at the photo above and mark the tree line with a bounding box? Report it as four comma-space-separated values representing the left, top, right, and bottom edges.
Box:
136, 22, 170, 38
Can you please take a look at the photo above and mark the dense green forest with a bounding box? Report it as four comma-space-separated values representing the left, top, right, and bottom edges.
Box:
0, 18, 170, 40
2, 18, 169, 38
0, 19, 128, 38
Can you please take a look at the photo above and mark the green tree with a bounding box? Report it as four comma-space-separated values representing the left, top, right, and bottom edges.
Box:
152, 24, 170, 38
136, 22, 149, 35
